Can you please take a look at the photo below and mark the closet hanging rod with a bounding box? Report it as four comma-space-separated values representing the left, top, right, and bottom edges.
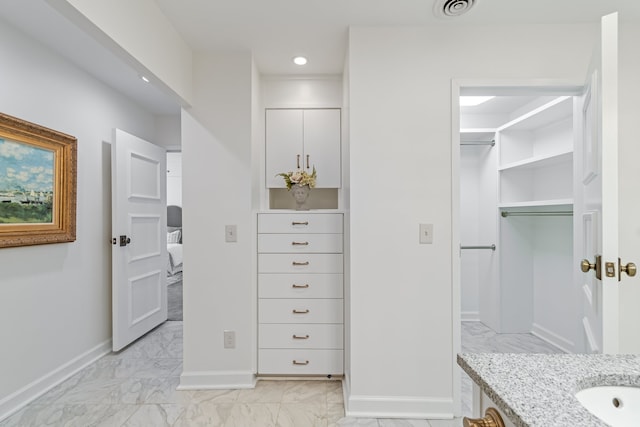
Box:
461, 140, 495, 147
501, 211, 573, 218
460, 244, 496, 251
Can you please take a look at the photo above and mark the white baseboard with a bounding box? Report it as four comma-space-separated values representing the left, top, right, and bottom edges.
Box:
0, 339, 112, 423
461, 311, 480, 322
531, 323, 574, 353
345, 393, 453, 419
178, 370, 256, 390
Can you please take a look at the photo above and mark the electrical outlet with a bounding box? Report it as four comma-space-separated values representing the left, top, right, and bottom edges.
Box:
225, 225, 237, 242
223, 330, 235, 348
419, 224, 433, 244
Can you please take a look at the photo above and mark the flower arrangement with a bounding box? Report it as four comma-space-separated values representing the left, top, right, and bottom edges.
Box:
276, 167, 317, 190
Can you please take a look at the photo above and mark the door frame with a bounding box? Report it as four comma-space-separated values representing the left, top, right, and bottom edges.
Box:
450, 79, 583, 416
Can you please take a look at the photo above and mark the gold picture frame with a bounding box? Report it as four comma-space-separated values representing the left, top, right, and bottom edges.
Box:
0, 112, 77, 248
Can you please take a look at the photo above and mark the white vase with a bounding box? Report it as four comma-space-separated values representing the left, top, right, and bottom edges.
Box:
291, 184, 311, 210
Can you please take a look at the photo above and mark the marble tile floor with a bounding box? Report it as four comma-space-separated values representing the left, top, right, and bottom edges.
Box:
0, 320, 560, 427
0, 321, 462, 427
459, 321, 565, 417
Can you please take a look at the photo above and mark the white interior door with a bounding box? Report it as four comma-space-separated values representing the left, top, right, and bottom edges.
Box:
112, 129, 167, 351
576, 13, 619, 354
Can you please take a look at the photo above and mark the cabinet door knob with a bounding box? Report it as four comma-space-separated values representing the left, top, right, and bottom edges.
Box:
292, 241, 309, 246
463, 408, 505, 427
306, 154, 310, 169
292, 360, 309, 365
292, 309, 310, 314
292, 284, 310, 288
291, 221, 309, 226
297, 154, 300, 169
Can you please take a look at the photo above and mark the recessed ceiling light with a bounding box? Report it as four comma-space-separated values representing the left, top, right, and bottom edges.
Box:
293, 56, 308, 66
460, 96, 495, 107
140, 75, 150, 83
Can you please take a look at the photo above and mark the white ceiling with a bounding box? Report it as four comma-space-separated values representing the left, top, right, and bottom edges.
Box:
1, 0, 639, 115
154, 0, 639, 76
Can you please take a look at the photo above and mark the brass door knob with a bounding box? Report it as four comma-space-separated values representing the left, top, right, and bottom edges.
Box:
463, 407, 505, 427
581, 259, 595, 273
581, 255, 602, 280
619, 258, 637, 280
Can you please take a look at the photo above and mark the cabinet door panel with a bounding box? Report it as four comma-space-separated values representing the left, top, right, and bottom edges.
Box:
259, 349, 343, 375
258, 233, 343, 253
303, 109, 341, 188
259, 299, 344, 323
259, 324, 343, 349
258, 213, 343, 233
258, 254, 343, 273
259, 273, 343, 299
266, 109, 303, 188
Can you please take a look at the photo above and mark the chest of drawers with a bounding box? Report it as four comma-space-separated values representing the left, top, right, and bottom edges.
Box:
257, 212, 344, 375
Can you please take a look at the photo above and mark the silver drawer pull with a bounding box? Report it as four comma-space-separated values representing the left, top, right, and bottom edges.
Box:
292, 261, 309, 266
292, 284, 309, 289
292, 241, 309, 246
293, 360, 309, 365
293, 334, 310, 339
292, 221, 309, 226
292, 309, 309, 314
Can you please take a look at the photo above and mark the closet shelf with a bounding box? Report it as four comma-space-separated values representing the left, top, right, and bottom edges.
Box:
498, 199, 573, 209
460, 128, 496, 144
497, 96, 572, 132
498, 150, 573, 171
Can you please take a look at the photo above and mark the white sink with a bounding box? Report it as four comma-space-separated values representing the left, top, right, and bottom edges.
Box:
575, 386, 640, 426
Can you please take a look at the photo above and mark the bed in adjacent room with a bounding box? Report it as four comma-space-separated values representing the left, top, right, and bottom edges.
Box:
167, 205, 183, 278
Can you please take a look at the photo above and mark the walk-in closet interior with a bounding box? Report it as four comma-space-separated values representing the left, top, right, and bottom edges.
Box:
459, 93, 583, 355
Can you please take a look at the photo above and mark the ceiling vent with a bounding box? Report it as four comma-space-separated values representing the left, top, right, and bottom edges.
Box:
433, 0, 476, 18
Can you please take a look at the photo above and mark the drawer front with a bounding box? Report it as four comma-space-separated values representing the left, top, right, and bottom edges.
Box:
259, 274, 343, 299
258, 254, 343, 274
258, 349, 343, 375
258, 213, 343, 234
259, 299, 343, 324
258, 233, 343, 254
259, 324, 343, 349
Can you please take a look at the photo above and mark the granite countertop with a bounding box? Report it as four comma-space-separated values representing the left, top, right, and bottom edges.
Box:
458, 353, 640, 427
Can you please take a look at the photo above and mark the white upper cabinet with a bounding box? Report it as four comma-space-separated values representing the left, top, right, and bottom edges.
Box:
265, 108, 341, 188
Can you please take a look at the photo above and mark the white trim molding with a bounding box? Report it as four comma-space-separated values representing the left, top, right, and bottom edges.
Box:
346, 393, 454, 419
178, 370, 256, 390
0, 339, 111, 423
461, 311, 480, 322
531, 323, 574, 354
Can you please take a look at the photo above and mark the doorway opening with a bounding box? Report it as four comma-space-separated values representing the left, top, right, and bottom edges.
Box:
451, 82, 591, 416
166, 151, 183, 321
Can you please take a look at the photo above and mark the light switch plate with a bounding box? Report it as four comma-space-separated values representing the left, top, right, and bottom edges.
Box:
223, 330, 235, 348
225, 225, 237, 242
419, 224, 433, 244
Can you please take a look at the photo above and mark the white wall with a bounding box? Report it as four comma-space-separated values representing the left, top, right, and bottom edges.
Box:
262, 76, 343, 109
459, 146, 498, 321
55, 0, 193, 105
180, 51, 256, 388
0, 18, 158, 420
346, 23, 596, 418
155, 115, 181, 150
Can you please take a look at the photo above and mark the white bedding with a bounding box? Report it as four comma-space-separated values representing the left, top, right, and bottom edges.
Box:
167, 243, 183, 275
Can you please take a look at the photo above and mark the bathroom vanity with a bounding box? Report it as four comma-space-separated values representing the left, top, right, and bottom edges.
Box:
458, 353, 640, 426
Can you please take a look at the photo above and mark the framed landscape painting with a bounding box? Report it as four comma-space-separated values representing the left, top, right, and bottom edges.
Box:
0, 113, 77, 248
